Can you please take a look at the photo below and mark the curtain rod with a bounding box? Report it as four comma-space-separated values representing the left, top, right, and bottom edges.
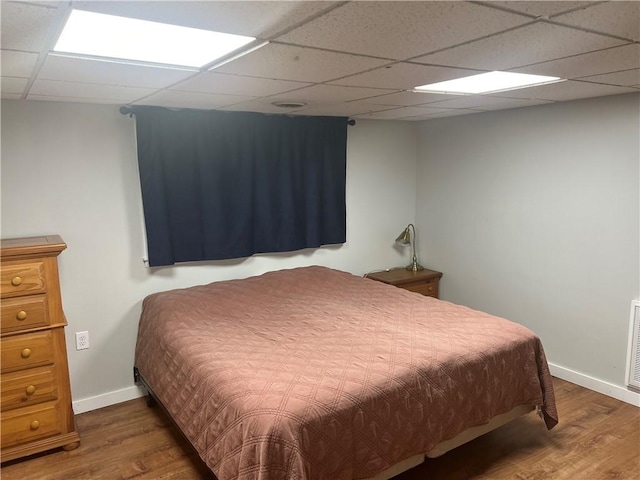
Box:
119, 106, 356, 125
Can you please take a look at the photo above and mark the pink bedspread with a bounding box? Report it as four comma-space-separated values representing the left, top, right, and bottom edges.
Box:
135, 266, 557, 480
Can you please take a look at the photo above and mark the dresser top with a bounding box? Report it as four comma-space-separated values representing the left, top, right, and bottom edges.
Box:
1, 235, 66, 258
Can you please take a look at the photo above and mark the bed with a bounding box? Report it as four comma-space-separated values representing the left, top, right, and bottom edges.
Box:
134, 266, 557, 480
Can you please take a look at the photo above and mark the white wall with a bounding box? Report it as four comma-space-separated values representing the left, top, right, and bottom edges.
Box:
416, 93, 640, 394
4, 95, 637, 410
0, 100, 418, 410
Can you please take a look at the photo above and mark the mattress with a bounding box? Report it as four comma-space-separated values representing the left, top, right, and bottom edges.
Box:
134, 266, 557, 480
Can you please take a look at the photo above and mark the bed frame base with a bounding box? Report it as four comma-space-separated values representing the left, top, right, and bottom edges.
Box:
133, 368, 162, 410
133, 367, 533, 480
366, 403, 534, 480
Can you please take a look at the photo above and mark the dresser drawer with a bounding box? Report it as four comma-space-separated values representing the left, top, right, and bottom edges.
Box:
1, 365, 58, 411
1, 262, 46, 298
1, 401, 62, 448
1, 295, 49, 333
1, 331, 54, 373
403, 280, 438, 297
366, 268, 442, 299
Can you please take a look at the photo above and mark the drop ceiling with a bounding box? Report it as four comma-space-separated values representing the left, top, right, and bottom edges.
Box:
2, 1, 639, 121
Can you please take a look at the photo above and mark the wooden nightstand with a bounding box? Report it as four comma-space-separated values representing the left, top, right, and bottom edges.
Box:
365, 268, 443, 299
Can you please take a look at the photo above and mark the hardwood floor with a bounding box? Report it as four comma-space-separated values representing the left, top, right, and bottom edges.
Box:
1, 378, 638, 479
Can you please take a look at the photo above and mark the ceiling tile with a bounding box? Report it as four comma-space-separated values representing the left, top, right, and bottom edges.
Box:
277, 2, 530, 60
353, 107, 418, 120
554, 1, 640, 41
492, 80, 638, 101
220, 97, 394, 118
171, 72, 310, 97
1, 1, 59, 51
135, 90, 256, 109
416, 109, 483, 121
357, 90, 461, 107
25, 94, 133, 104
402, 116, 441, 122
578, 69, 640, 87
38, 55, 197, 88
220, 96, 392, 117
294, 103, 393, 117
73, 1, 342, 38
215, 44, 389, 83
481, 2, 598, 18
219, 99, 307, 114
329, 63, 480, 90
354, 106, 472, 120
1, 50, 39, 77
29, 79, 156, 102
274, 84, 395, 103
414, 22, 626, 71
352, 102, 457, 115
482, 96, 557, 110
1, 77, 28, 95
356, 107, 480, 121
425, 94, 554, 110
512, 43, 640, 80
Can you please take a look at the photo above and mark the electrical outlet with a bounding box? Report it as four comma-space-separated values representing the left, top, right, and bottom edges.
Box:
75, 331, 90, 350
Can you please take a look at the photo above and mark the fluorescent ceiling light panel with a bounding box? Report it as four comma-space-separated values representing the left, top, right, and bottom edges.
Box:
413, 71, 563, 94
54, 9, 257, 68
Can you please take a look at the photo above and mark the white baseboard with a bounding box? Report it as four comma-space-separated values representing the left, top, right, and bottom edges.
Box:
71, 363, 640, 415
548, 362, 640, 407
72, 385, 146, 414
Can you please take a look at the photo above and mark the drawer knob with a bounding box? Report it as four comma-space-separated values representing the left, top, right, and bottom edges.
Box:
26, 385, 36, 395
16, 310, 28, 320
30, 420, 40, 431
11, 276, 23, 286
21, 348, 32, 358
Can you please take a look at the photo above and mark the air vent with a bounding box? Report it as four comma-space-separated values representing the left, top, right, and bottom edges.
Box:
626, 300, 640, 390
271, 101, 306, 109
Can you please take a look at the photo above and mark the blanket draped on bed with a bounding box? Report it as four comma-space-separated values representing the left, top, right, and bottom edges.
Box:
135, 266, 557, 480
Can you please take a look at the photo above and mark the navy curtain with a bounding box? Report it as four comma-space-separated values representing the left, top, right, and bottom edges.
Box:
132, 106, 348, 267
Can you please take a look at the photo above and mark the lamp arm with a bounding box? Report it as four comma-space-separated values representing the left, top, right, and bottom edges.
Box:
409, 223, 417, 263
407, 223, 424, 272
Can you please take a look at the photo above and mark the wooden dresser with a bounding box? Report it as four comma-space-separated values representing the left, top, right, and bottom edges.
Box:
1, 235, 79, 462
365, 267, 443, 299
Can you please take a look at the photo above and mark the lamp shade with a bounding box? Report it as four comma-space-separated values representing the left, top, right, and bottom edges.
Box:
395, 227, 411, 246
